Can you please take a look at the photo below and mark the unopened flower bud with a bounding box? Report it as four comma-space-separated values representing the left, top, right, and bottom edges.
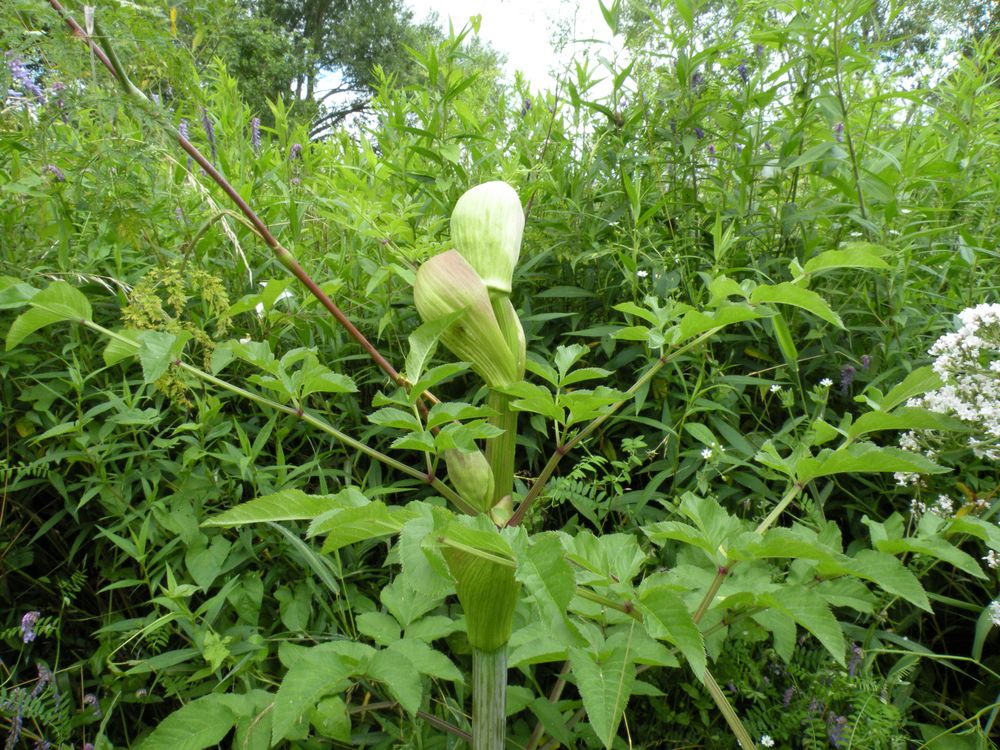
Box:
450, 181, 524, 294
445, 448, 496, 513
413, 250, 519, 388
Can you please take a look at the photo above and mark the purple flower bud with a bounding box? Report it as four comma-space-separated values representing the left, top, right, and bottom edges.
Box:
691, 71, 704, 89
20, 611, 40, 643
7, 55, 45, 101
707, 143, 716, 158
848, 642, 863, 677
783, 686, 795, 706
737, 61, 749, 83
45, 164, 65, 182
178, 119, 189, 139
289, 142, 302, 160
520, 97, 531, 117
860, 354, 871, 370
840, 364, 856, 394
250, 117, 261, 154
694, 126, 705, 139
83, 693, 102, 718
84, 744, 95, 750
735, 143, 744, 154
290, 176, 301, 185
200, 107, 217, 162
754, 43, 765, 57
833, 121, 844, 142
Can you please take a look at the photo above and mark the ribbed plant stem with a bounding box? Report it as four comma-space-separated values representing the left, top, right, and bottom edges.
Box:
486, 390, 517, 506
472, 646, 507, 750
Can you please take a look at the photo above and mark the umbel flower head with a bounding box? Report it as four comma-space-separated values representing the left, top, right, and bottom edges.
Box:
450, 181, 524, 294
413, 250, 520, 388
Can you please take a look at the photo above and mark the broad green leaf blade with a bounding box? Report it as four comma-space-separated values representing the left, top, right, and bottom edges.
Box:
568, 642, 635, 749
796, 443, 947, 483
6, 281, 92, 350
514, 531, 581, 645
135, 694, 238, 750
881, 366, 942, 411
750, 282, 844, 328
272, 643, 371, 743
138, 330, 190, 383
801, 243, 890, 275
103, 329, 142, 366
672, 304, 761, 343
763, 586, 845, 665
638, 586, 705, 679
829, 549, 931, 612
847, 407, 965, 440
314, 502, 416, 552
875, 536, 986, 579
367, 648, 422, 715
204, 489, 358, 526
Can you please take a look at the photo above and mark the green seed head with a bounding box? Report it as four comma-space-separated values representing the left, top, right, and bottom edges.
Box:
451, 181, 524, 295
413, 250, 519, 388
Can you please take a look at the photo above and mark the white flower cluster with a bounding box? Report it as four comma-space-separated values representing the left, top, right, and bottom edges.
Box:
904, 303, 1000, 462
990, 600, 1000, 628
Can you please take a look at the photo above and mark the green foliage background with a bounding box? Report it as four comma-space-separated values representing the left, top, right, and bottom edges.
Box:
1, 0, 999, 748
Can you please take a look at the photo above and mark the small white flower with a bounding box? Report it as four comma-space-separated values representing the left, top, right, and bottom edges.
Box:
990, 600, 1000, 628
770, 384, 782, 393
636, 269, 649, 278
819, 378, 833, 388
701, 447, 713, 460
983, 550, 999, 570
760, 735, 775, 748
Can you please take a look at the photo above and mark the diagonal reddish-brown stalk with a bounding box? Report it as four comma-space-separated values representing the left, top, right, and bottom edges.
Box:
48, 0, 418, 397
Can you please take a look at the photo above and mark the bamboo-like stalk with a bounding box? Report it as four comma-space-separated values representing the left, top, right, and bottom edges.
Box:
472, 646, 508, 750
486, 391, 518, 506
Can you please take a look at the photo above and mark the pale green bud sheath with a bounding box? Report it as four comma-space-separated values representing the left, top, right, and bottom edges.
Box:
413, 250, 519, 389
444, 448, 496, 513
451, 181, 524, 294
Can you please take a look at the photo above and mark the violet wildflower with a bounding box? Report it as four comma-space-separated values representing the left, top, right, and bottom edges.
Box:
827, 714, 848, 747
289, 142, 302, 160
694, 126, 705, 139
289, 176, 301, 186
200, 107, 217, 162
782, 686, 795, 706
29, 664, 53, 698
178, 118, 189, 140
44, 164, 65, 182
737, 61, 749, 83
84, 744, 94, 750
691, 71, 704, 89
860, 353, 872, 370
707, 143, 716, 161
520, 97, 531, 116
735, 143, 744, 154
7, 56, 44, 100
754, 43, 765, 57
83, 693, 102, 718
848, 642, 863, 677
840, 364, 856, 394
250, 116, 261, 154
6, 706, 23, 748
20, 611, 40, 643
833, 121, 844, 142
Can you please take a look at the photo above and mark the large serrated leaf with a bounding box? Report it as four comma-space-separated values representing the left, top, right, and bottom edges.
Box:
271, 642, 372, 743
796, 443, 948, 482
204, 489, 351, 526
847, 407, 965, 440
315, 502, 415, 552
763, 586, 845, 665
6, 281, 92, 350
638, 586, 705, 679
135, 693, 238, 750
367, 648, 422, 715
568, 641, 635, 749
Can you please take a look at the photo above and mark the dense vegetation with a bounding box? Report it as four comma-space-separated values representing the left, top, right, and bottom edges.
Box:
2, 0, 999, 748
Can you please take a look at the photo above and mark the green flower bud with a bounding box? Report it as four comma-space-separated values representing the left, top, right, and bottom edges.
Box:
445, 447, 496, 513
413, 250, 519, 388
441, 525, 520, 651
451, 181, 524, 294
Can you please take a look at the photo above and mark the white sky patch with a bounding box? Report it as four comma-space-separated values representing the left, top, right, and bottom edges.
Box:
406, 0, 619, 94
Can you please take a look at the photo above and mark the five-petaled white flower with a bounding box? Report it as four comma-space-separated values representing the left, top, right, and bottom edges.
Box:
760, 735, 775, 748
819, 378, 833, 388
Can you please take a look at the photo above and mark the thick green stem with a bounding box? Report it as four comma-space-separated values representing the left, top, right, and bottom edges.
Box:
486, 390, 518, 506
703, 669, 757, 750
472, 646, 507, 750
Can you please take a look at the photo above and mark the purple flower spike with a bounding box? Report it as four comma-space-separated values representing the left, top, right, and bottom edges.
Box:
200, 107, 217, 162
250, 117, 261, 154
737, 61, 749, 83
833, 121, 844, 142
45, 164, 65, 182
289, 142, 302, 160
694, 126, 705, 139
20, 611, 40, 643
860, 354, 872, 370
